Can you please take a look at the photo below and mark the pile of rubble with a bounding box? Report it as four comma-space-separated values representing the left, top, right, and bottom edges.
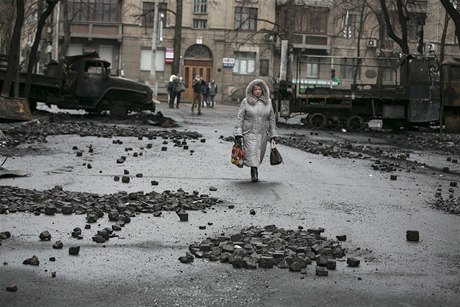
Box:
0, 185, 222, 220
430, 181, 460, 215
181, 225, 361, 276
1, 120, 201, 147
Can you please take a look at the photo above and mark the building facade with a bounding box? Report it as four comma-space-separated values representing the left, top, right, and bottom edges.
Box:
50, 0, 459, 103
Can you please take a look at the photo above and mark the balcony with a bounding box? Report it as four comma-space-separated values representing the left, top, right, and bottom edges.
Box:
60, 23, 122, 42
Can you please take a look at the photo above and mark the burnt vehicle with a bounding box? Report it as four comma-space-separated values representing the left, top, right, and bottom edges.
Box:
0, 52, 155, 118
274, 49, 443, 131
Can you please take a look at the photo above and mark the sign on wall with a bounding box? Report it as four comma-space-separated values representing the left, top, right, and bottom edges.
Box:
223, 58, 235, 68
165, 47, 174, 64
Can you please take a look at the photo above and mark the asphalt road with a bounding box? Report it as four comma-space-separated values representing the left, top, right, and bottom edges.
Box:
0, 102, 459, 306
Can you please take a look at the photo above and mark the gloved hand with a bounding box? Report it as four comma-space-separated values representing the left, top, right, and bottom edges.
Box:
235, 135, 243, 148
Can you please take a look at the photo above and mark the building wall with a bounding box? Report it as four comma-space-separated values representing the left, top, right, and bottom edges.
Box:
51, 0, 459, 103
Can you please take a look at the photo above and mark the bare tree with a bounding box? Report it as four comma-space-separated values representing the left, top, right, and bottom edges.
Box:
1, 0, 24, 97
379, 0, 410, 54
23, 0, 60, 99
0, 2, 15, 55
440, 0, 460, 48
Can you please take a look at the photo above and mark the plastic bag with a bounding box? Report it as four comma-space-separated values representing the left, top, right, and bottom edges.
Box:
231, 143, 244, 168
270, 140, 283, 165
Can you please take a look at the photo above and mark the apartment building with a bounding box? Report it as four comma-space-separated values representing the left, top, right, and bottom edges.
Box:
51, 0, 459, 103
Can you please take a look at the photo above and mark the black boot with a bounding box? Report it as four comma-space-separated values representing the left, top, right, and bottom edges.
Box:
251, 167, 258, 182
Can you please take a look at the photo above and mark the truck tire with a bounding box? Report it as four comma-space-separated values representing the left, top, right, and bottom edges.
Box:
345, 115, 364, 131
28, 99, 37, 111
110, 104, 128, 119
308, 113, 327, 129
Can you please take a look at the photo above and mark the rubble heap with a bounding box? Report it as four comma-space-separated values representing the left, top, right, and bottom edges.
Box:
429, 182, 460, 215
186, 225, 353, 275
1, 120, 201, 147
0, 185, 222, 222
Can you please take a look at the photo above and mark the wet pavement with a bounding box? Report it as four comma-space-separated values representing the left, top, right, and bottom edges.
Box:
0, 102, 459, 306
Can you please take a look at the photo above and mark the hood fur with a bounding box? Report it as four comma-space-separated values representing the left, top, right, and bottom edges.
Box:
245, 79, 270, 105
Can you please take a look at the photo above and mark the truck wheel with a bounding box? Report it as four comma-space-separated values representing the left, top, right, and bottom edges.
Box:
110, 104, 128, 119
309, 113, 327, 129
28, 99, 37, 111
345, 115, 364, 131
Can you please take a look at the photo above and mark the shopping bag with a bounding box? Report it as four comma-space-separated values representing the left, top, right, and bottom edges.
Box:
231, 143, 244, 168
270, 140, 283, 165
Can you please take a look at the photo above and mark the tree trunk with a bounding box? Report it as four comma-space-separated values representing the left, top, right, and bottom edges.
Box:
379, 0, 410, 54
171, 0, 183, 75
1, 0, 24, 97
24, 0, 59, 99
439, 0, 460, 48
57, 0, 71, 84
440, 11, 450, 64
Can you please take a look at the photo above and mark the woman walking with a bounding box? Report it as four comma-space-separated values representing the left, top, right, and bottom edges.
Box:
234, 79, 277, 182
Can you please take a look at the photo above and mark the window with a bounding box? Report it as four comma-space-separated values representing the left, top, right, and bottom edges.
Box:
381, 59, 394, 82
142, 2, 167, 28
68, 0, 121, 23
193, 19, 207, 29
280, 6, 327, 34
260, 59, 269, 76
340, 58, 360, 80
193, 0, 207, 14
233, 52, 256, 75
342, 12, 361, 39
306, 63, 319, 78
234, 7, 257, 31
140, 49, 165, 72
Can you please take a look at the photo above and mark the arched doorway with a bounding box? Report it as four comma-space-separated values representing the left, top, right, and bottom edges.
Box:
182, 44, 213, 101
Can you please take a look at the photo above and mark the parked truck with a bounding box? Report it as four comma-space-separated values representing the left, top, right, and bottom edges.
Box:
274, 49, 446, 131
0, 52, 155, 118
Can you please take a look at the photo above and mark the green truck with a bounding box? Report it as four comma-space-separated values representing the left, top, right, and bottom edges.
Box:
0, 52, 155, 118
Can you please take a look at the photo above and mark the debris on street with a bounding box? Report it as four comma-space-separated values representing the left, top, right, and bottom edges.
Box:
186, 225, 355, 275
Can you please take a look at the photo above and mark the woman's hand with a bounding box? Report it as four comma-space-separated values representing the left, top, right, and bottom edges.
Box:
235, 135, 243, 147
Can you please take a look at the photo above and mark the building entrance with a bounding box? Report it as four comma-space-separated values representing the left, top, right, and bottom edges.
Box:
181, 45, 213, 101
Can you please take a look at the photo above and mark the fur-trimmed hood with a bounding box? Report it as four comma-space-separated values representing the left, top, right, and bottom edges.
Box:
245, 79, 270, 105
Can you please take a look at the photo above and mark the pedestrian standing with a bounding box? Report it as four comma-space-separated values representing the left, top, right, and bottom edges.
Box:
234, 79, 278, 182
202, 80, 209, 108
175, 76, 185, 109
208, 80, 218, 108
192, 73, 206, 115
168, 75, 177, 108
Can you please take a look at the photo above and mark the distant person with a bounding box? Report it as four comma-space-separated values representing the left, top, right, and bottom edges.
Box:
208, 80, 218, 108
234, 79, 278, 182
167, 75, 177, 108
331, 69, 341, 86
202, 80, 210, 108
192, 73, 206, 115
174, 76, 185, 109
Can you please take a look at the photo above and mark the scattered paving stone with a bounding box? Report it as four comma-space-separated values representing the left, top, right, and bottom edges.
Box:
68, 246, 80, 255
87, 164, 92, 169
84, 224, 91, 230
53, 241, 63, 249
178, 252, 194, 264
151, 180, 159, 186
76, 151, 83, 157
49, 257, 56, 262
390, 175, 397, 180
249, 209, 256, 215
406, 230, 420, 242
39, 230, 51, 241
442, 167, 450, 173
114, 176, 120, 181
209, 186, 218, 192
199, 226, 206, 230
45, 206, 57, 216
187, 225, 351, 275
327, 259, 337, 270
161, 147, 167, 151
136, 173, 143, 178
23, 255, 39, 266
6, 285, 17, 292
347, 257, 360, 267
51, 272, 56, 278
200, 139, 206, 143
153, 211, 162, 217
177, 211, 189, 222
316, 267, 329, 276
450, 182, 458, 187
121, 176, 130, 183
336, 235, 347, 241
0, 231, 11, 240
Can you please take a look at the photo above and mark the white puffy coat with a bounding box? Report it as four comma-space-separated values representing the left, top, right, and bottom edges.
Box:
234, 79, 277, 167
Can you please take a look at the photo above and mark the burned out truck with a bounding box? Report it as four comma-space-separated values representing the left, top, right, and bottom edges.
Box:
0, 52, 155, 118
